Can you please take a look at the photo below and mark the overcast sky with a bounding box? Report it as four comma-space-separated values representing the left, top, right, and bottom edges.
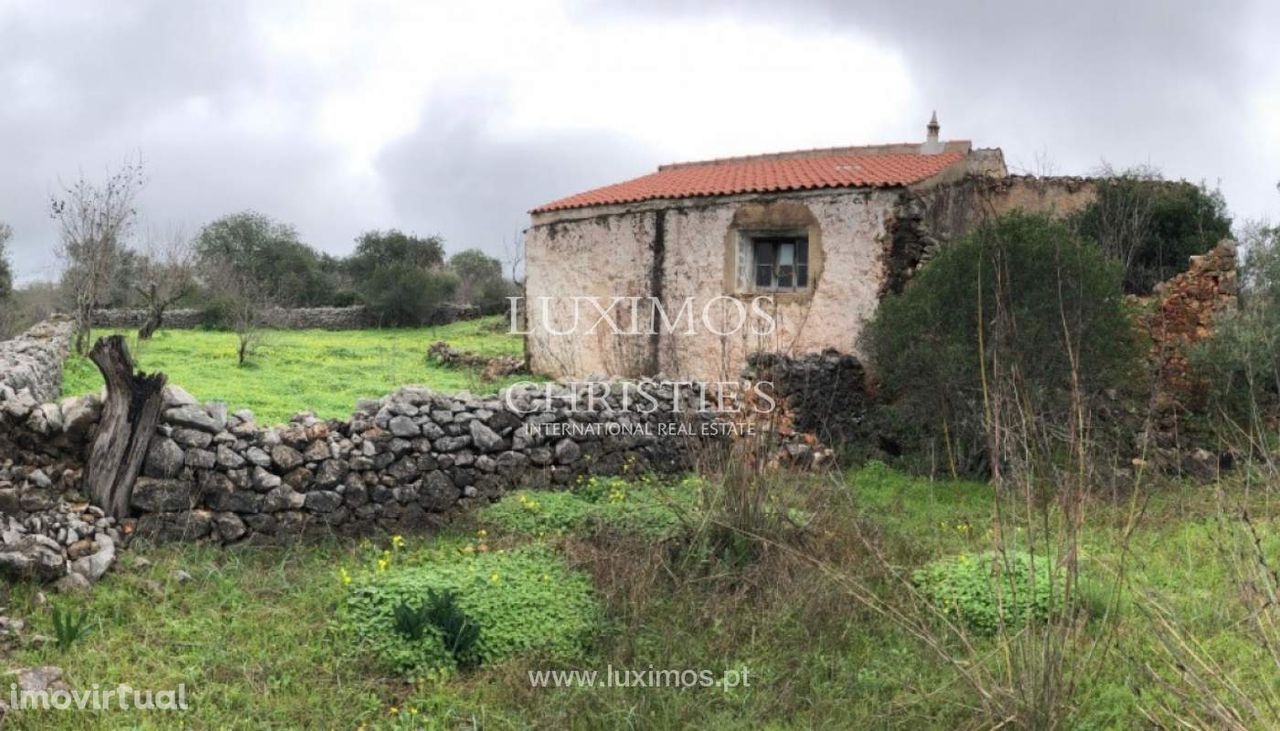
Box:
2, 0, 1277, 284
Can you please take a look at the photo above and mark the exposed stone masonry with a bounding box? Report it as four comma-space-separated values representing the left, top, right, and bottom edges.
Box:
2, 323, 718, 549
0, 317, 119, 590
742, 350, 869, 447
1141, 240, 1239, 403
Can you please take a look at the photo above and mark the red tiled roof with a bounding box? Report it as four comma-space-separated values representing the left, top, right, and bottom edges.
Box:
531, 145, 968, 213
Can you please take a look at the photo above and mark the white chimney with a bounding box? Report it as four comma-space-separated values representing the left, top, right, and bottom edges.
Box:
920, 111, 944, 154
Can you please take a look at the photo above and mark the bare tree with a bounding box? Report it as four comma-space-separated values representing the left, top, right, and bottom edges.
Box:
1079, 163, 1160, 276
51, 157, 146, 353
134, 226, 195, 339
202, 253, 265, 365
503, 228, 524, 285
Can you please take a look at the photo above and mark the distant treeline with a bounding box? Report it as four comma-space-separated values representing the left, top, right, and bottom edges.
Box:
0, 207, 519, 339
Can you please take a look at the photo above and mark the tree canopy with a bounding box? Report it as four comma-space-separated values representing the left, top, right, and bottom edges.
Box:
195, 211, 339, 307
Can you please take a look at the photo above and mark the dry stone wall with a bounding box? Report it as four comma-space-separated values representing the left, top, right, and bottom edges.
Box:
0, 316, 72, 409
127, 380, 709, 545
0, 320, 717, 547
91, 303, 482, 331
0, 317, 121, 589
742, 350, 868, 447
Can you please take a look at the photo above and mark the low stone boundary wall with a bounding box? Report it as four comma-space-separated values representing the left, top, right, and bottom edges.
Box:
126, 380, 710, 544
91, 303, 482, 331
2, 318, 862, 550
2, 358, 716, 545
0, 316, 72, 409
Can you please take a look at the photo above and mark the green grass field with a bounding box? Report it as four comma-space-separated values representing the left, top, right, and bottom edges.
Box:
35, 319, 1280, 728
6, 466, 1280, 729
60, 317, 527, 424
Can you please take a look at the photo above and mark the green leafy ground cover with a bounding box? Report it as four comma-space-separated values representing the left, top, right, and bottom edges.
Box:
5, 465, 1279, 729
59, 317, 527, 424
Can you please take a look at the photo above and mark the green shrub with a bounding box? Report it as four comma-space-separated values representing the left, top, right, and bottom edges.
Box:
347, 229, 459, 326
478, 477, 699, 539
913, 551, 1063, 634
449, 248, 515, 314
195, 210, 342, 307
341, 545, 599, 676
862, 212, 1139, 474
361, 266, 459, 327
1069, 174, 1232, 294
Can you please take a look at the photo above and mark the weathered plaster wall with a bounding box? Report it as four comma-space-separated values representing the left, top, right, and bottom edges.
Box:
524, 212, 658, 377
526, 190, 897, 382
659, 190, 896, 380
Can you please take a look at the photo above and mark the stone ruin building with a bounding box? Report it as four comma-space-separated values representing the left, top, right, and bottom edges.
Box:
523, 114, 1099, 382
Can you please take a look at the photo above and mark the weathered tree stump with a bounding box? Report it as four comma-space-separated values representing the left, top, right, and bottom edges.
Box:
83, 336, 167, 519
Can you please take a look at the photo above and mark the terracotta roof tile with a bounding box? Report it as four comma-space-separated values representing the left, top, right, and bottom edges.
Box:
532, 146, 968, 213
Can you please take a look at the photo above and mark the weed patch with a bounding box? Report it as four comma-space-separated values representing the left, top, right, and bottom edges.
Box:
341, 544, 600, 677
913, 551, 1064, 634
478, 476, 700, 540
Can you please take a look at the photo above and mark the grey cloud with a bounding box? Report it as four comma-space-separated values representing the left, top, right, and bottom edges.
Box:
3, 0, 1275, 284
376, 92, 658, 263
0, 0, 364, 282
577, 0, 1278, 220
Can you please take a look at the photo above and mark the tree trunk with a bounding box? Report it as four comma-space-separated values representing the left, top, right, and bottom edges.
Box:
83, 336, 168, 519
138, 308, 162, 340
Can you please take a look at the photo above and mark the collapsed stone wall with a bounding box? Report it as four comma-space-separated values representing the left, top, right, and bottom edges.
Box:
427, 341, 525, 381
0, 317, 120, 589
91, 303, 482, 331
1141, 240, 1238, 408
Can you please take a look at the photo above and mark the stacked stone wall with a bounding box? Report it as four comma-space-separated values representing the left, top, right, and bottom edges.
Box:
91, 304, 482, 331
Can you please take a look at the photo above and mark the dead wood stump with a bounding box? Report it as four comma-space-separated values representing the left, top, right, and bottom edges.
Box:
83, 336, 168, 519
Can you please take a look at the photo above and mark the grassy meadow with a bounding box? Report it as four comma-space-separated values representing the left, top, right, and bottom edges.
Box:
6, 465, 1280, 729
59, 316, 527, 424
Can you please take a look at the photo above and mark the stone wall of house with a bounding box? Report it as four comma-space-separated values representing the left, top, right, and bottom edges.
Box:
525, 188, 900, 382
91, 304, 482, 331
523, 207, 662, 378
883, 176, 1100, 295
524, 173, 1114, 384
